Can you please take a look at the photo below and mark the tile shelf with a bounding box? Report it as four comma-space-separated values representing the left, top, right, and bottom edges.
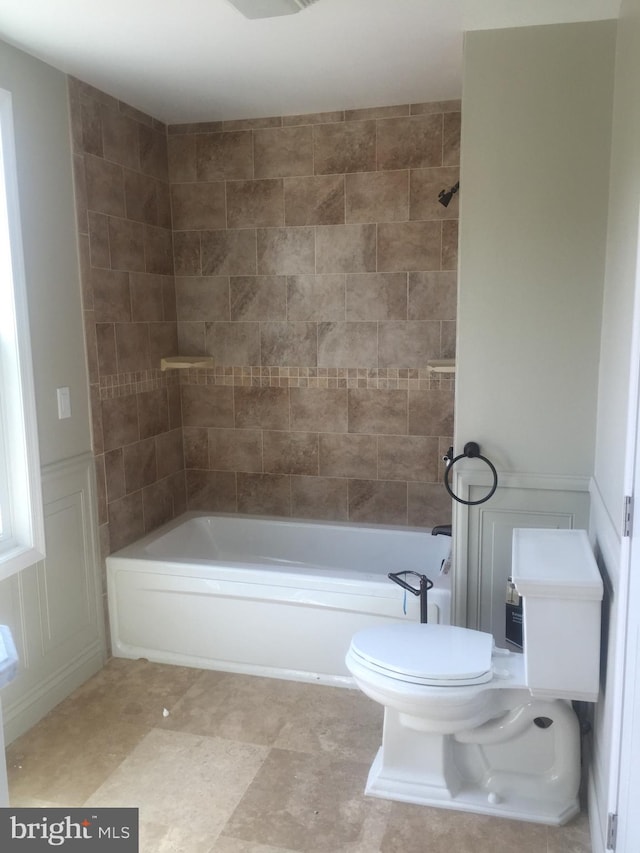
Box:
427, 359, 456, 374
160, 356, 215, 371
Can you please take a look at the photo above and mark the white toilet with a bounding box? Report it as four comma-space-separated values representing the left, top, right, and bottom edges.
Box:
345, 528, 603, 825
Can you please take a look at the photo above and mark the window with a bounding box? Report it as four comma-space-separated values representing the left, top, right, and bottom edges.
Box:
0, 87, 45, 580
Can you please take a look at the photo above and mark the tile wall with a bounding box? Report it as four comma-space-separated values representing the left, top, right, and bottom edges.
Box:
70, 77, 459, 562
69, 78, 184, 557
168, 102, 459, 526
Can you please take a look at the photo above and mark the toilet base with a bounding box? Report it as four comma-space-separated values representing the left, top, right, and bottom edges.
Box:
365, 747, 579, 825
364, 699, 582, 826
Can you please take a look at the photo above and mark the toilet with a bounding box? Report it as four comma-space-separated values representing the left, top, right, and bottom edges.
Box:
345, 528, 603, 825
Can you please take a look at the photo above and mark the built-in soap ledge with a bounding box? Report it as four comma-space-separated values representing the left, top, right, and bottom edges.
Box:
160, 356, 214, 371
427, 359, 456, 374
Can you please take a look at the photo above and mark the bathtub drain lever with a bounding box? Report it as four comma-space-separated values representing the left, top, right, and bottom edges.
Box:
388, 571, 433, 623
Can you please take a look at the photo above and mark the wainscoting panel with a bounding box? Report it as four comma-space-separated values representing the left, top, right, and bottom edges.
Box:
0, 452, 105, 744
452, 470, 591, 641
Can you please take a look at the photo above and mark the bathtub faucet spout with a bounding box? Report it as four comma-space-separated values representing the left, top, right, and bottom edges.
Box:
431, 524, 451, 537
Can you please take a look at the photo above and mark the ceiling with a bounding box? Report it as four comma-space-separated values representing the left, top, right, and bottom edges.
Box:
0, 0, 621, 125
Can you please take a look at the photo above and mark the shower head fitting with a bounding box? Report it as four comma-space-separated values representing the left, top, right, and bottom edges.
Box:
438, 181, 460, 208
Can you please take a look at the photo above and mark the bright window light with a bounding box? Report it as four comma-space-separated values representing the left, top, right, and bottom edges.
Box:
0, 87, 45, 579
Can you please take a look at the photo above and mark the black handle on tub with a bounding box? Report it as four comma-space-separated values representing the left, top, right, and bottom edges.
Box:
388, 571, 433, 623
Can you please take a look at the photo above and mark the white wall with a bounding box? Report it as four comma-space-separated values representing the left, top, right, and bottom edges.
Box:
0, 39, 90, 466
457, 21, 615, 477
0, 40, 104, 742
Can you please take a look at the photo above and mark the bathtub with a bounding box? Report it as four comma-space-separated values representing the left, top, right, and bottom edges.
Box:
106, 512, 452, 686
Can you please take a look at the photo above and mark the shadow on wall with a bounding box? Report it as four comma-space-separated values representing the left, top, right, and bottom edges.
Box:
69, 77, 459, 555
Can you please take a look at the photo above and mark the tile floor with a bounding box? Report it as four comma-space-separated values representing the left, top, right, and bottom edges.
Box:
6, 659, 592, 852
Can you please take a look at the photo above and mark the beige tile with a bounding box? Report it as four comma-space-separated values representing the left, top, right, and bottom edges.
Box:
346, 104, 410, 121
257, 227, 315, 275
171, 182, 226, 230
173, 230, 202, 275
109, 216, 146, 272
345, 170, 409, 223
205, 321, 261, 364
176, 276, 231, 320
184, 426, 209, 468
287, 274, 346, 321
316, 224, 376, 274
317, 321, 377, 368
56, 657, 203, 727
177, 319, 206, 354
348, 478, 408, 525
125, 169, 159, 225
221, 747, 382, 851
230, 276, 287, 321
168, 133, 196, 182
380, 804, 548, 853
237, 472, 291, 515
123, 436, 157, 492
234, 387, 290, 430
443, 112, 462, 167
260, 321, 318, 366
7, 712, 150, 806
182, 384, 235, 428
263, 430, 319, 475
115, 321, 151, 372
273, 683, 383, 762
160, 670, 289, 743
289, 475, 349, 521
378, 320, 441, 368
101, 394, 139, 450
408, 482, 453, 529
87, 729, 268, 839
377, 114, 443, 170
408, 387, 455, 436
284, 174, 345, 225
283, 110, 344, 127
346, 273, 407, 321
254, 125, 313, 179
410, 167, 460, 221
319, 433, 378, 479
314, 120, 377, 175
139, 821, 217, 853
85, 153, 125, 216
138, 387, 172, 438
186, 469, 237, 512
408, 271, 457, 321
202, 230, 258, 276
92, 268, 131, 322
290, 387, 348, 432
377, 221, 442, 272
442, 220, 459, 270
211, 837, 300, 852
209, 428, 263, 472
547, 811, 592, 853
227, 179, 285, 229
144, 223, 174, 275
130, 272, 166, 321
223, 116, 282, 132
378, 434, 439, 482
108, 491, 145, 550
196, 131, 254, 181
348, 389, 408, 436
139, 123, 169, 181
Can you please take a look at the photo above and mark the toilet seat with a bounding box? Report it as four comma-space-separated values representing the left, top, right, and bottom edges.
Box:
348, 623, 495, 687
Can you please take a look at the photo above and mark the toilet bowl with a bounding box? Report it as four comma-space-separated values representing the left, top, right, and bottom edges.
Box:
345, 528, 603, 825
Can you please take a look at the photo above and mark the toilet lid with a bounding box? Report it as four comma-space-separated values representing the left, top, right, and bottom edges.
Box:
348, 623, 495, 686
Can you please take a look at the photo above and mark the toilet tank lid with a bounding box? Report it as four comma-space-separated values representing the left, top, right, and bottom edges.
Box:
511, 528, 603, 600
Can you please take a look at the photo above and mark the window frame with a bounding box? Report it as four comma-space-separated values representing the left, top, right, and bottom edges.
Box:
0, 86, 45, 580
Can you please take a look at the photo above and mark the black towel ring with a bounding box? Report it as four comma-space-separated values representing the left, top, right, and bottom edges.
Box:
444, 441, 498, 506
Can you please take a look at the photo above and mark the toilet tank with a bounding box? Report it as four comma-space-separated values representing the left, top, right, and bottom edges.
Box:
511, 528, 603, 703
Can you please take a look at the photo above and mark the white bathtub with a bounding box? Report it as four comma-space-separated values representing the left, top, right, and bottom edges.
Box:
106, 512, 452, 686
